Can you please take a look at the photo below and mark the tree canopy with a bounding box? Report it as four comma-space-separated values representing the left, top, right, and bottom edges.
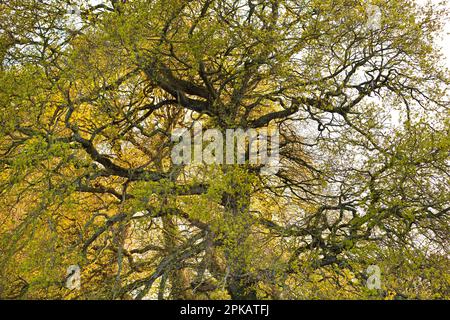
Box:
0, 0, 449, 300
